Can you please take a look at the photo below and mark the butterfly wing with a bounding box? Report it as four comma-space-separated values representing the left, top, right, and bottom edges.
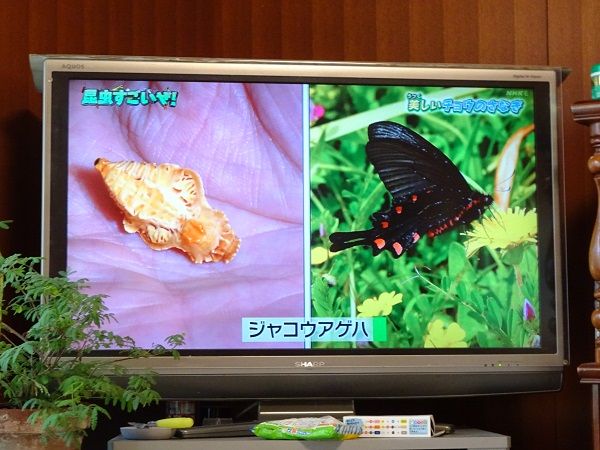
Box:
369, 190, 492, 257
366, 121, 472, 202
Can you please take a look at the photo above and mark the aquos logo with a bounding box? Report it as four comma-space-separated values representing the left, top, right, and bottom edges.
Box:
62, 64, 85, 70
294, 361, 326, 368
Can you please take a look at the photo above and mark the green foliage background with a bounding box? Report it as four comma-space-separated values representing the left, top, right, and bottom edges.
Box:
309, 84, 539, 350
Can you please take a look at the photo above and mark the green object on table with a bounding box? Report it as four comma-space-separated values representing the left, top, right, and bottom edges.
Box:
591, 63, 600, 100
252, 416, 359, 440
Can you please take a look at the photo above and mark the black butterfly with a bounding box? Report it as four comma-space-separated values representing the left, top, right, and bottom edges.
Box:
329, 121, 493, 258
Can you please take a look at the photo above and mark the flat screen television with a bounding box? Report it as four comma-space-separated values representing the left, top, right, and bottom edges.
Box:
30, 55, 567, 407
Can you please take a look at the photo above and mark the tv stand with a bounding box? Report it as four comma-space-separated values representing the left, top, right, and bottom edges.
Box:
257, 399, 355, 420
108, 428, 510, 450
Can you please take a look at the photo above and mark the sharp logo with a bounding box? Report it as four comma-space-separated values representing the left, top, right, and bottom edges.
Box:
62, 64, 85, 70
294, 361, 326, 368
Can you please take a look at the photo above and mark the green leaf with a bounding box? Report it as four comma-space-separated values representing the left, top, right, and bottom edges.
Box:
502, 245, 525, 265
311, 276, 336, 317
457, 303, 487, 341
403, 310, 423, 344
0, 226, 185, 447
448, 242, 470, 280
488, 298, 504, 331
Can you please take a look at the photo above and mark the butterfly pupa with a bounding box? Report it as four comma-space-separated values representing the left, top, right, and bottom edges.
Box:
94, 158, 240, 264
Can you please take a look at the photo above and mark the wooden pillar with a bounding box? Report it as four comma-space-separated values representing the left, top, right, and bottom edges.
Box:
572, 100, 600, 450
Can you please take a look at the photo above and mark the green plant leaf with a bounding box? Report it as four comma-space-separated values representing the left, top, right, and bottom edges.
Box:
502, 245, 525, 265
448, 242, 468, 280
0, 224, 185, 446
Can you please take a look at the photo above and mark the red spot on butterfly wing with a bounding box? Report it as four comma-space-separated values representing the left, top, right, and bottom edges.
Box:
374, 238, 386, 249
392, 242, 403, 255
395, 206, 403, 214
381, 221, 389, 229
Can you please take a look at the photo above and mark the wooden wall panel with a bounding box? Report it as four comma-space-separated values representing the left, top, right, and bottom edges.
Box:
281, 1, 314, 60
311, 0, 345, 60
107, 0, 134, 55
374, 1, 410, 62
408, 1, 444, 63
343, 0, 377, 61
153, 0, 180, 56
514, 0, 548, 64
478, 1, 514, 64
129, 2, 159, 55
28, 1, 58, 58
0, 1, 40, 257
0, 0, 596, 448
251, 0, 283, 59
442, 0, 479, 63
82, 0, 109, 54
56, 0, 86, 54
219, 1, 253, 58
549, 1, 600, 448
580, 0, 600, 83
193, 1, 219, 57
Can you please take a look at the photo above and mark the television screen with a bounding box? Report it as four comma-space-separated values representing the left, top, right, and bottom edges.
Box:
31, 56, 567, 399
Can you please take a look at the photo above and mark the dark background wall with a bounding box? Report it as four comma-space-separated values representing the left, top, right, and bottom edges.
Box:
0, 1, 598, 449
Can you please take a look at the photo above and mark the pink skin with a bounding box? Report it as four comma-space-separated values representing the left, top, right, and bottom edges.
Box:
67, 80, 304, 348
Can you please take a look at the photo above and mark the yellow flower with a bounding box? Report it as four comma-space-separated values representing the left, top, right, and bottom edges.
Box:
311, 246, 330, 265
424, 319, 468, 348
357, 291, 403, 317
463, 207, 537, 258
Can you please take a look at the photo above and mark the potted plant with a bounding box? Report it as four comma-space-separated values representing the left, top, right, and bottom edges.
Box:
0, 220, 184, 449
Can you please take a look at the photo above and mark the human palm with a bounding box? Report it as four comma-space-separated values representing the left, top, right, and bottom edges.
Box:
67, 80, 304, 348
